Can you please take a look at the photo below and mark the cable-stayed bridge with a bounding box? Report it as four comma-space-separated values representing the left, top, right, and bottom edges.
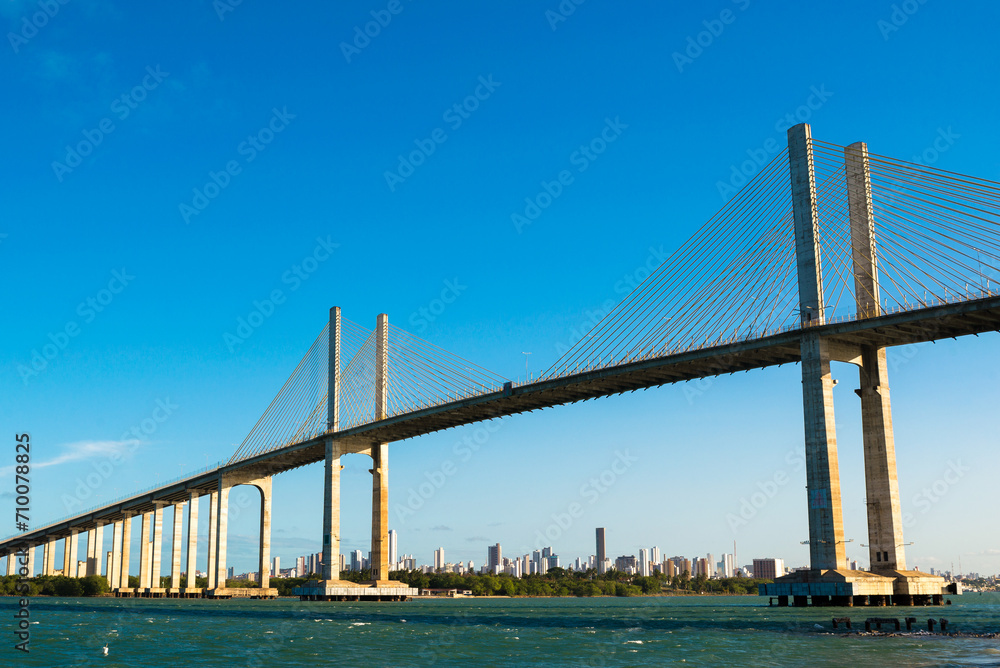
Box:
3, 124, 998, 603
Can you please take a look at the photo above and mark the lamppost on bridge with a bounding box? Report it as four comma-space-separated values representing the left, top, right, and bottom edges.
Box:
521, 351, 531, 381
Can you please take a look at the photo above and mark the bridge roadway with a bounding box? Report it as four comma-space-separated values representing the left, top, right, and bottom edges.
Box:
3, 293, 999, 555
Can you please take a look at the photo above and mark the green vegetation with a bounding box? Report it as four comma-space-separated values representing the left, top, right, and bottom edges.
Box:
329, 568, 771, 597
0, 574, 110, 597
0, 569, 772, 598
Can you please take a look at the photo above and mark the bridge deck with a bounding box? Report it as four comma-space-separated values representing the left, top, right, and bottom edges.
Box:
2, 295, 998, 553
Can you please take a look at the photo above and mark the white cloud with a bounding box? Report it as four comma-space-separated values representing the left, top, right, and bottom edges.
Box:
0, 439, 140, 477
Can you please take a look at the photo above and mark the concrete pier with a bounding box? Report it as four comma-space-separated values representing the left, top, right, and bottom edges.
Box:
319, 306, 350, 588
139, 511, 152, 589
294, 583, 419, 601
110, 520, 123, 587
42, 539, 52, 576
119, 512, 132, 591
207, 490, 218, 589
788, 123, 848, 571
85, 528, 96, 576
763, 126, 952, 606
321, 438, 345, 585
183, 491, 201, 596
65, 529, 79, 578
846, 141, 907, 572
214, 483, 230, 590
91, 522, 105, 577
370, 314, 399, 587
169, 501, 185, 593
258, 478, 272, 590
150, 501, 165, 593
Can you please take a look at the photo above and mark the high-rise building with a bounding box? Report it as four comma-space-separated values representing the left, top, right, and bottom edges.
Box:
488, 543, 502, 570
651, 546, 660, 566
665, 560, 676, 577
638, 548, 650, 577
350, 550, 363, 572
272, 556, 280, 578
615, 555, 638, 573
706, 553, 715, 578
296, 556, 305, 576
720, 553, 735, 578
389, 530, 398, 567
596, 528, 607, 573
433, 547, 445, 571
752, 558, 784, 580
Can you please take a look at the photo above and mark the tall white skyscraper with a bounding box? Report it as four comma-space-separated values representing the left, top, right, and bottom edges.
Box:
388, 529, 398, 568
639, 548, 650, 577
651, 546, 661, 565
722, 553, 735, 578
433, 547, 445, 571
707, 553, 715, 577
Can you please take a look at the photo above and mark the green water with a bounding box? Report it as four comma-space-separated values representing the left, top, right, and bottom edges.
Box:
8, 594, 1000, 666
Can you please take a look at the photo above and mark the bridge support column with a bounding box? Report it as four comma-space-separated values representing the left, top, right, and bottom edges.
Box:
369, 312, 399, 587
857, 351, 906, 570
65, 529, 79, 578
151, 502, 165, 590
119, 513, 132, 589
85, 528, 96, 576
789, 123, 847, 571
27, 545, 36, 577
322, 439, 343, 582
207, 490, 218, 589
5, 552, 15, 576
214, 484, 231, 589
93, 521, 105, 576
110, 520, 123, 586
258, 477, 272, 590
170, 501, 185, 590
139, 511, 152, 589
370, 442, 391, 583
800, 334, 847, 569
42, 539, 53, 575
186, 492, 199, 589
846, 141, 907, 572
320, 306, 347, 586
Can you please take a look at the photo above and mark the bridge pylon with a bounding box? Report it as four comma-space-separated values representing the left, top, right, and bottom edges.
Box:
764, 124, 953, 606
300, 308, 416, 601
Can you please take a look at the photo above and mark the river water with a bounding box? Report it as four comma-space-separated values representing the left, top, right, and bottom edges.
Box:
10, 593, 1000, 666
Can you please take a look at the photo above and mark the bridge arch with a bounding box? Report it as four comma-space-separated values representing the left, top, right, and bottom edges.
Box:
210, 472, 272, 592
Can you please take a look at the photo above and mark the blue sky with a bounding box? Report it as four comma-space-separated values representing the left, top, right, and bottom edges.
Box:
1, 0, 998, 577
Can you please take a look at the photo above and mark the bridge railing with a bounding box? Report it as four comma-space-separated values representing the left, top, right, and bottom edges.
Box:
536, 285, 998, 384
